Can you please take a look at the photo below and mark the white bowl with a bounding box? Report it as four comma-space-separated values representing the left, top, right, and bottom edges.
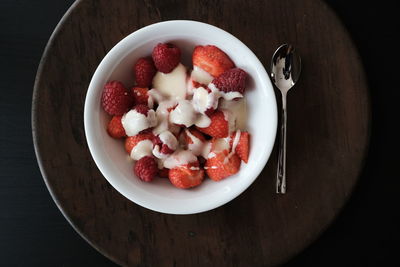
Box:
84, 20, 277, 214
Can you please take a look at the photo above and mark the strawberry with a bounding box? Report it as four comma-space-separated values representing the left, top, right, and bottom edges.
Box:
229, 131, 250, 163
183, 128, 206, 145
106, 116, 126, 138
197, 110, 229, 138
134, 57, 156, 87
169, 161, 204, 189
131, 87, 149, 106
158, 168, 170, 178
205, 150, 241, 181
134, 156, 158, 182
152, 43, 181, 73
211, 68, 247, 95
153, 135, 175, 154
124, 132, 154, 154
101, 81, 134, 116
192, 45, 234, 77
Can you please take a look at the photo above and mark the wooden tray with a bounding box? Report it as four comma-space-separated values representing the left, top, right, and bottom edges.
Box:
32, 0, 370, 265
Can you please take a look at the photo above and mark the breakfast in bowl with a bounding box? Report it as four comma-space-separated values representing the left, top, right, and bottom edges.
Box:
84, 20, 277, 214
101, 42, 251, 189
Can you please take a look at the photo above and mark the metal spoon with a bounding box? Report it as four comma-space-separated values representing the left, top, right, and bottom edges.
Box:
270, 44, 301, 194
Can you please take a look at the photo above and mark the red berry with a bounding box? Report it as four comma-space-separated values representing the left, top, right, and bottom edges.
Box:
197, 110, 229, 138
169, 162, 204, 189
229, 131, 250, 163
125, 132, 154, 154
101, 81, 133, 116
153, 135, 175, 155
152, 43, 181, 73
205, 150, 241, 181
134, 104, 149, 116
134, 156, 158, 182
192, 45, 234, 77
211, 68, 247, 94
106, 116, 126, 138
134, 57, 157, 87
183, 128, 206, 146
131, 87, 149, 106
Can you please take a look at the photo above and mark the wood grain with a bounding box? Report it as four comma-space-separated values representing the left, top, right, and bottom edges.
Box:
32, 0, 370, 266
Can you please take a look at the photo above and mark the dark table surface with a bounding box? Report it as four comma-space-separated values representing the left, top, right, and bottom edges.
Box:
0, 0, 398, 266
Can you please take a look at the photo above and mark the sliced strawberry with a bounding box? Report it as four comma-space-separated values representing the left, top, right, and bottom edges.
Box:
196, 110, 229, 138
169, 161, 204, 189
153, 134, 176, 155
134, 156, 158, 182
211, 68, 247, 94
152, 43, 181, 73
124, 132, 154, 154
183, 128, 206, 145
205, 150, 241, 181
101, 81, 133, 116
229, 131, 250, 163
106, 116, 126, 138
131, 87, 149, 106
134, 57, 157, 87
192, 45, 234, 77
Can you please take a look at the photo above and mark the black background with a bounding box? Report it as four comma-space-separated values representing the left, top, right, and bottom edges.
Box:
0, 0, 398, 266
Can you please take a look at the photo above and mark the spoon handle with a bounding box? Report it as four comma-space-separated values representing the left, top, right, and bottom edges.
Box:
276, 92, 287, 194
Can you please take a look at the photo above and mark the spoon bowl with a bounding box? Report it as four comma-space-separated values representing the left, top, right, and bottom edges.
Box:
271, 44, 301, 93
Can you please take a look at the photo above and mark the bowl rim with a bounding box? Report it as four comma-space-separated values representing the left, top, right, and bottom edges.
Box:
84, 20, 277, 214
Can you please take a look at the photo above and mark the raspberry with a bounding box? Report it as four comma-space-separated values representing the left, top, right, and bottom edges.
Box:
212, 68, 247, 94
134, 156, 158, 182
134, 57, 156, 87
152, 43, 181, 73
101, 81, 133, 116
131, 87, 149, 106
134, 104, 149, 116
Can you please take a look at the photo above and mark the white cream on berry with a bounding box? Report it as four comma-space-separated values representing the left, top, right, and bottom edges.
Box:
121, 109, 157, 136
227, 130, 241, 161
184, 129, 211, 158
169, 99, 197, 127
152, 99, 178, 135
159, 130, 178, 150
208, 82, 243, 101
147, 88, 166, 109
130, 140, 153, 160
192, 87, 219, 115
194, 114, 211, 128
190, 65, 214, 85
152, 131, 178, 159
163, 149, 198, 169
152, 63, 187, 100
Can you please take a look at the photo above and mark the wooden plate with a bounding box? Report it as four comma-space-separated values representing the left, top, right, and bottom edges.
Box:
32, 0, 370, 265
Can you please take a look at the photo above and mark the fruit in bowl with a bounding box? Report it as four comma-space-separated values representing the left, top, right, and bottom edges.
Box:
101, 42, 251, 189
84, 20, 277, 214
